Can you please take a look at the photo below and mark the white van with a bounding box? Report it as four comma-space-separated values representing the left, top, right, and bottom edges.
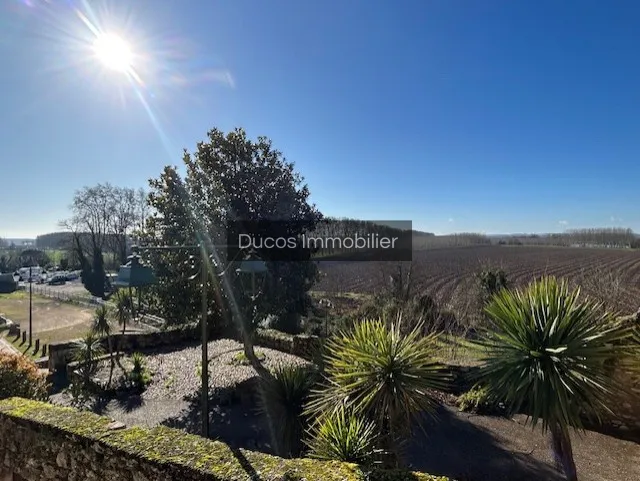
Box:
18, 266, 44, 283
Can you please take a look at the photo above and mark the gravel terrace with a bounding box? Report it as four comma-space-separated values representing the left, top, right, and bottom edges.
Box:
50, 338, 309, 451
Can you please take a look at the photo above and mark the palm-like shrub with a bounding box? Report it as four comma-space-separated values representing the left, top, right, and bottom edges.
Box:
477, 276, 638, 481
73, 331, 105, 386
306, 405, 380, 465
113, 289, 132, 335
91, 304, 114, 387
306, 318, 450, 466
258, 364, 317, 458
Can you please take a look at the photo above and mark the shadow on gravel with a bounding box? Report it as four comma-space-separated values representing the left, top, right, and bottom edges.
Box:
161, 379, 273, 453
407, 406, 563, 481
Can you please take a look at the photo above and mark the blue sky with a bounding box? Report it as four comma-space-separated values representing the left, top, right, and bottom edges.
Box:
1, 0, 639, 238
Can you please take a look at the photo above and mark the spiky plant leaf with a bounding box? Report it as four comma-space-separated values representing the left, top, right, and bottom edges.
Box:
306, 405, 381, 465
306, 317, 450, 440
476, 275, 639, 433
72, 331, 105, 364
91, 304, 112, 337
258, 364, 317, 458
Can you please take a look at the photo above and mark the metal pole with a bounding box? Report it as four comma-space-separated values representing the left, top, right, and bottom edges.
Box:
200, 244, 209, 438
29, 266, 33, 346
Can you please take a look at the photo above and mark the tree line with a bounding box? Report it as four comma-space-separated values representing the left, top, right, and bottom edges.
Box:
498, 228, 638, 248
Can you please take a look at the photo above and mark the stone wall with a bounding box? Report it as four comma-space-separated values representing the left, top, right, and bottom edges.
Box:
0, 398, 448, 481
48, 325, 201, 372
48, 326, 320, 372
254, 328, 321, 361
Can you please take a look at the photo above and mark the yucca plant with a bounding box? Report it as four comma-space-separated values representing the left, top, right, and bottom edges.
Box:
306, 405, 381, 465
128, 352, 151, 390
476, 276, 639, 481
91, 304, 114, 388
258, 364, 317, 458
72, 331, 105, 386
113, 289, 133, 335
305, 317, 450, 466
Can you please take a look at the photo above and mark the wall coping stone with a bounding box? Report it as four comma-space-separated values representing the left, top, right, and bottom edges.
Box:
0, 398, 450, 481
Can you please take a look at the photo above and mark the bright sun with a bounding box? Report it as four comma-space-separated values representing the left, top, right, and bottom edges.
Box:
93, 33, 133, 73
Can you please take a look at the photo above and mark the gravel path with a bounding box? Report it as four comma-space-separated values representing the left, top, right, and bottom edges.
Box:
50, 338, 309, 449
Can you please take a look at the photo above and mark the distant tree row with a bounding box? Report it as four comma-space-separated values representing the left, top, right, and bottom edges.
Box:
35, 232, 73, 250
499, 228, 637, 248
414, 233, 492, 249
309, 218, 420, 257
0, 248, 55, 272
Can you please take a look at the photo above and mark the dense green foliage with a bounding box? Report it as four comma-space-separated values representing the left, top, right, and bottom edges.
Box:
142, 128, 322, 331
477, 276, 639, 480
0, 353, 49, 401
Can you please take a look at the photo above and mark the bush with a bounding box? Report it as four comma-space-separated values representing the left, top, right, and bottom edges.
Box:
128, 352, 151, 390
457, 385, 503, 415
476, 267, 508, 305
306, 318, 450, 466
258, 365, 318, 458
0, 351, 49, 400
306, 405, 381, 465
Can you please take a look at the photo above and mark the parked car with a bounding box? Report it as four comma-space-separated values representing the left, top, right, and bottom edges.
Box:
65, 271, 80, 281
48, 275, 66, 285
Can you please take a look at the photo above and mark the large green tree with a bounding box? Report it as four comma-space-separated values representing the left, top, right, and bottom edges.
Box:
143, 127, 322, 342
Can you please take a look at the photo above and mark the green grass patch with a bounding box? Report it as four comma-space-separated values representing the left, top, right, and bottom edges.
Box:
432, 334, 485, 366
229, 350, 266, 366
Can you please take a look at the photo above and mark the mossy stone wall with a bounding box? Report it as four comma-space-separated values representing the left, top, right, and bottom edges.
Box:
0, 398, 450, 481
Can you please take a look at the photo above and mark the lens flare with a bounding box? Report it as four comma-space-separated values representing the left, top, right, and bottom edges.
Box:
93, 33, 132, 73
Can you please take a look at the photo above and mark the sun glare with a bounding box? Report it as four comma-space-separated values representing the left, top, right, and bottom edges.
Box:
93, 33, 133, 73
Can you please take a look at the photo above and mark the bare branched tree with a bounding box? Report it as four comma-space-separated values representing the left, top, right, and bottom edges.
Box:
60, 183, 142, 299
107, 187, 137, 264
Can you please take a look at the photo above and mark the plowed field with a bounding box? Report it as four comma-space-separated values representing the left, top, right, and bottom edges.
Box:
315, 245, 640, 314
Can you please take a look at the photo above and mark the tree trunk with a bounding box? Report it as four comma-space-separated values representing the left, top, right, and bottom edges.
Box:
241, 324, 272, 380
107, 336, 114, 388
550, 422, 578, 481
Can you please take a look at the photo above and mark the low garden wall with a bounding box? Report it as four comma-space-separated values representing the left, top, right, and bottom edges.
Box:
0, 398, 449, 481
48, 326, 319, 372
48, 325, 201, 372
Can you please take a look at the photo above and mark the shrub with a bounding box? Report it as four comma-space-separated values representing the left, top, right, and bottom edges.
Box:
0, 351, 49, 400
457, 385, 503, 415
258, 364, 318, 458
476, 268, 508, 304
477, 276, 639, 481
72, 331, 105, 385
306, 405, 381, 465
306, 318, 450, 466
128, 352, 151, 390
